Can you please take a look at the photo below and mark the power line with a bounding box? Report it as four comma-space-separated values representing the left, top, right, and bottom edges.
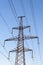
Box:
10, 0, 17, 17
29, 0, 42, 65
0, 42, 14, 65
20, 0, 26, 16
0, 12, 16, 65
29, 0, 38, 36
0, 13, 11, 33
20, 0, 30, 25
8, 0, 18, 24
0, 50, 13, 65
0, 13, 14, 37
29, 21, 42, 65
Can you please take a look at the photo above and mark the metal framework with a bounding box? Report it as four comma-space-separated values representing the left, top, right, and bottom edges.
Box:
4, 16, 38, 65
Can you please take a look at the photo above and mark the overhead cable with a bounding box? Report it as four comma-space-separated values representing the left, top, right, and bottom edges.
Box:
0, 13, 11, 33
29, 0, 42, 65
0, 13, 14, 37
0, 50, 13, 65
20, 0, 30, 25
0, 42, 14, 65
29, 0, 38, 36
8, 0, 18, 24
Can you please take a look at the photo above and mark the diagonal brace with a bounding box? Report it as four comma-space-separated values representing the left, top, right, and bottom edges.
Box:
3, 37, 18, 47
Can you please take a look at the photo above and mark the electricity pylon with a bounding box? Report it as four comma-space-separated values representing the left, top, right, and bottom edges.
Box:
4, 16, 38, 65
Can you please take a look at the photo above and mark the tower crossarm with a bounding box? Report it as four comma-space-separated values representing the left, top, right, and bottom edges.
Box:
12, 26, 30, 30
12, 27, 18, 29
24, 36, 38, 40
24, 48, 32, 52
12, 26, 30, 33
3, 37, 18, 47
24, 48, 33, 58
23, 26, 31, 29
8, 48, 17, 59
9, 49, 17, 52
4, 37, 18, 41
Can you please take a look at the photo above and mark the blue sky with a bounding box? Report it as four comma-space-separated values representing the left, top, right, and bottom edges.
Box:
0, 0, 43, 65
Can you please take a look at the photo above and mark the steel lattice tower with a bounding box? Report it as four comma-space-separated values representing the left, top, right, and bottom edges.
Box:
4, 16, 38, 65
